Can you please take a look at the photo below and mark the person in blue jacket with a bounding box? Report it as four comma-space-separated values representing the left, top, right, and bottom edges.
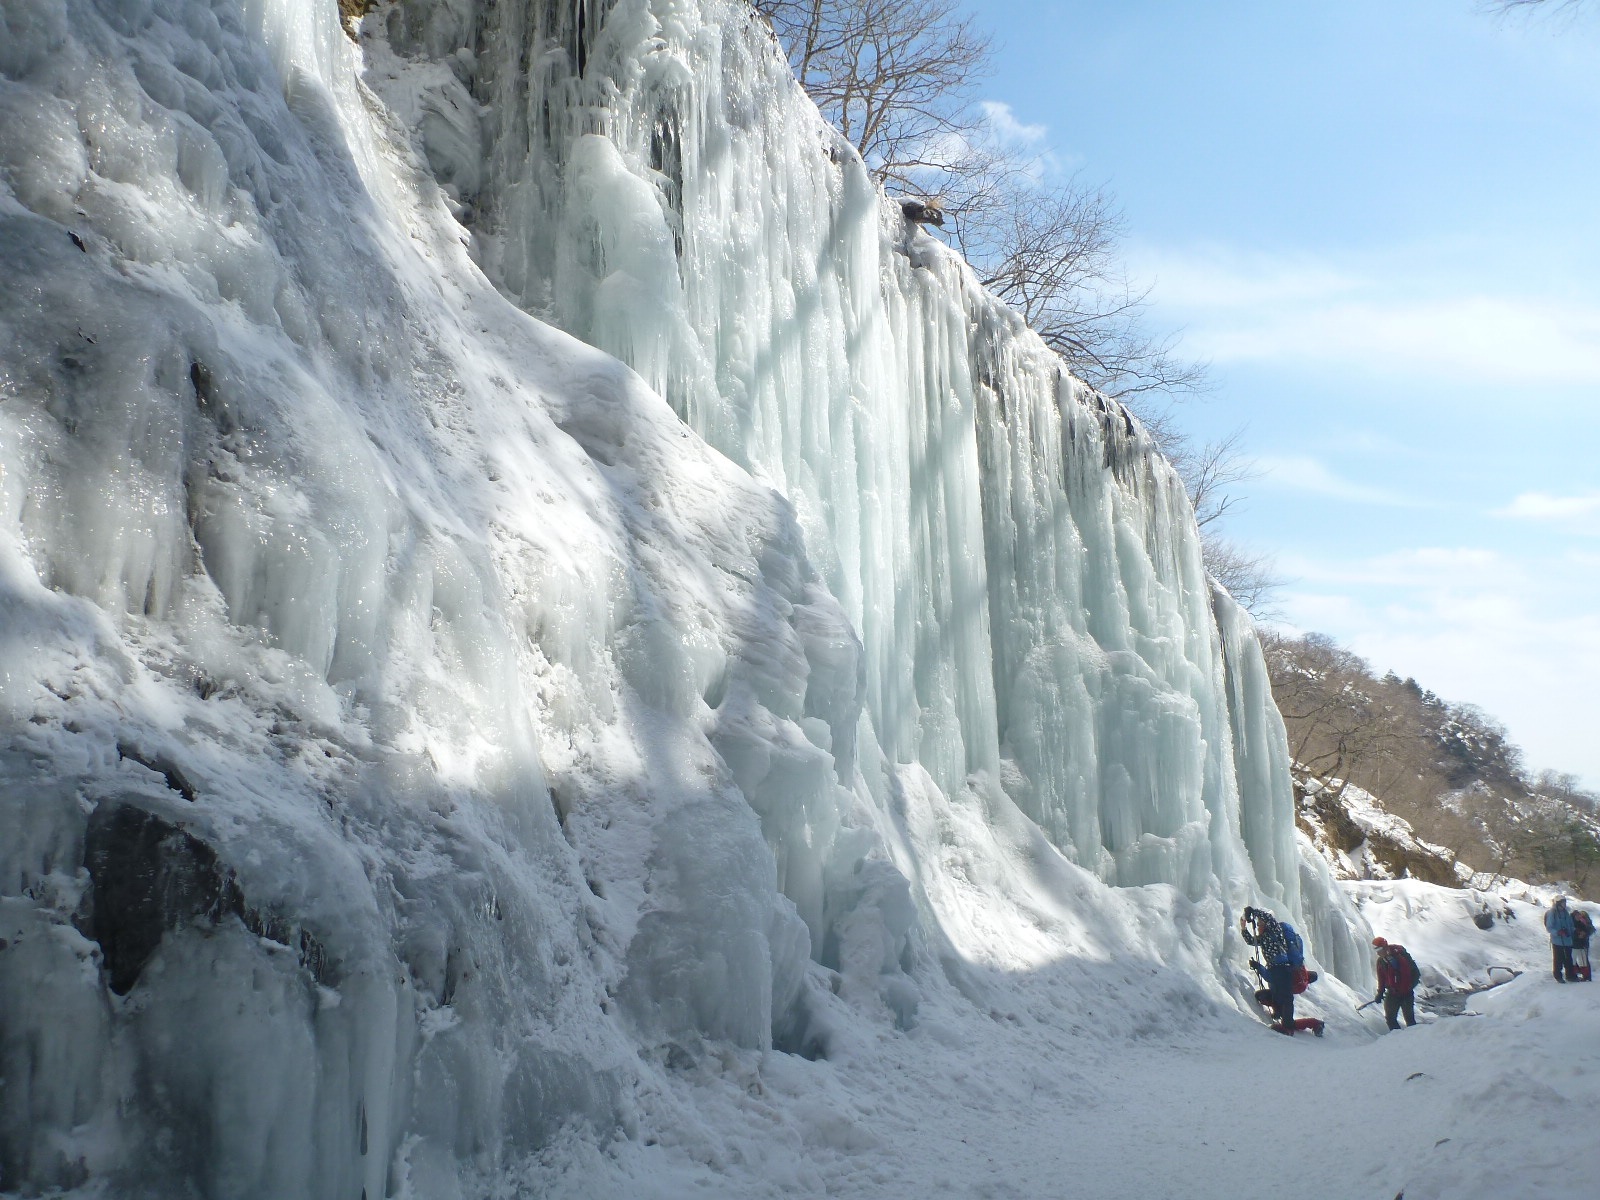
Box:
1241, 906, 1306, 1035
1546, 896, 1578, 982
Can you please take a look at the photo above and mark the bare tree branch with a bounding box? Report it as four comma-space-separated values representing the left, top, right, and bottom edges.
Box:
1488, 0, 1584, 10
1157, 427, 1259, 531
757, 0, 994, 179
1202, 533, 1284, 618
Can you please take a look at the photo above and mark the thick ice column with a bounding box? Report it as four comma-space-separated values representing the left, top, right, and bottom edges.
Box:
1213, 586, 1299, 908
963, 307, 1242, 898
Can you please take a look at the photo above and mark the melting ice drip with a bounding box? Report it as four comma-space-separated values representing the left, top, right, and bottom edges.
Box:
0, 0, 1369, 1194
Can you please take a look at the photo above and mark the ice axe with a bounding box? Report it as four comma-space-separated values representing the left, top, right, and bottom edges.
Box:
1356, 998, 1381, 1014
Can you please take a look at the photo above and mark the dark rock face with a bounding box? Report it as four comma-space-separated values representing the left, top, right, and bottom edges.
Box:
81, 803, 334, 994
1295, 779, 1460, 887
82, 803, 243, 995
1297, 781, 1366, 854
1364, 830, 1461, 888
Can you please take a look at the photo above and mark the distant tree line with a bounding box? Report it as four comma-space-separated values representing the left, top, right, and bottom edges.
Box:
1264, 630, 1600, 893
751, 0, 1280, 611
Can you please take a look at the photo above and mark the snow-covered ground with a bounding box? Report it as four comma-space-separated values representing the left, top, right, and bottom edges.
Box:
522, 877, 1598, 1200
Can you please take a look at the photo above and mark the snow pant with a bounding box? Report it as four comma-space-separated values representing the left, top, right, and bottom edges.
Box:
1553, 945, 1577, 982
1261, 964, 1296, 1032
1383, 990, 1416, 1030
1573, 945, 1591, 981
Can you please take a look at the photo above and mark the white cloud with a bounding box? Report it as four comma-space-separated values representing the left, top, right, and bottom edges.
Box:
976, 100, 1049, 147
904, 102, 1074, 188
1273, 545, 1600, 789
1286, 545, 1507, 588
1133, 245, 1363, 310
1134, 244, 1600, 386
1197, 295, 1600, 385
1496, 490, 1600, 524
1254, 455, 1425, 507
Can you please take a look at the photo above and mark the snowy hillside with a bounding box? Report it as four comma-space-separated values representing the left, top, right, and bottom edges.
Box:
1298, 774, 1468, 886
0, 0, 1389, 1195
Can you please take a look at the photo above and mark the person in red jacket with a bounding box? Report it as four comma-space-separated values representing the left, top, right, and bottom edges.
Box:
1372, 937, 1420, 1030
1572, 908, 1594, 982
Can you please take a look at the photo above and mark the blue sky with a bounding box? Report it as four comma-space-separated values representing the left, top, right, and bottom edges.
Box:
961, 0, 1600, 787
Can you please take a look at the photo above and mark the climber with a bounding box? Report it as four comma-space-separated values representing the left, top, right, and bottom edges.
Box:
1252, 961, 1324, 1036
1371, 937, 1420, 1029
1241, 906, 1314, 1035
1546, 896, 1578, 982
898, 196, 945, 227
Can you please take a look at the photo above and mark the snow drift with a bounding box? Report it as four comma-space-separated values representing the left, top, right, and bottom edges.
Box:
0, 0, 1365, 1194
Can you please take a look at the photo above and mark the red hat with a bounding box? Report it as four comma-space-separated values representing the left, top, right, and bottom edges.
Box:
1371, 937, 1388, 948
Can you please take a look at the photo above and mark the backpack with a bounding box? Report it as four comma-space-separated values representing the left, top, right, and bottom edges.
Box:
1394, 947, 1420, 992
1281, 922, 1305, 967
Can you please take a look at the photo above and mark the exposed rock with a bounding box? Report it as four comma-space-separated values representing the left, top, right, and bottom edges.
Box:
81, 802, 332, 995
1296, 773, 1463, 887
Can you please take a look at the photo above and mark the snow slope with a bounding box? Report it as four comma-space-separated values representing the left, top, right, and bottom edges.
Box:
0, 0, 1409, 1195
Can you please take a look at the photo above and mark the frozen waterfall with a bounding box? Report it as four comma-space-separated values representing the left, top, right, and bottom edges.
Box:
384, 0, 1364, 941
0, 0, 1366, 1194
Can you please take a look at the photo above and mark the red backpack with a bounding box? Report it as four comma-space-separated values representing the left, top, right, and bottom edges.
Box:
1389, 946, 1420, 992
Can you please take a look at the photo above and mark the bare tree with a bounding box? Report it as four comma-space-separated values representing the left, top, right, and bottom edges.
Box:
756, 0, 993, 189
1262, 632, 1406, 797
1261, 629, 1600, 891
1201, 534, 1282, 617
961, 181, 1209, 398
1158, 426, 1258, 531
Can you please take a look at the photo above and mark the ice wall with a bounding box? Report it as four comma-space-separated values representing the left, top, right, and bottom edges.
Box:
0, 0, 1366, 1194
381, 0, 1365, 958
0, 0, 857, 1192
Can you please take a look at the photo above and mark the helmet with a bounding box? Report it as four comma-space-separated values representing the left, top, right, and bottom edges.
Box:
1371, 937, 1388, 948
